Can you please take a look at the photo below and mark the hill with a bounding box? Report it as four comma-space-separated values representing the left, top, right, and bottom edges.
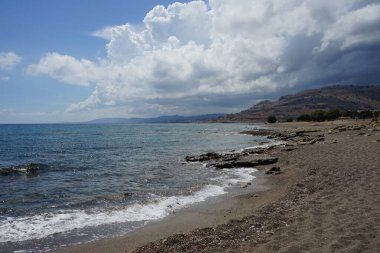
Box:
221, 85, 380, 122
87, 114, 226, 124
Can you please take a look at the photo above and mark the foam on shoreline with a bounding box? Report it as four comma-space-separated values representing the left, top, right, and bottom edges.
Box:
0, 167, 258, 244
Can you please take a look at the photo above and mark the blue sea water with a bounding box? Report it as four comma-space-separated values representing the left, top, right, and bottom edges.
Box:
0, 123, 272, 252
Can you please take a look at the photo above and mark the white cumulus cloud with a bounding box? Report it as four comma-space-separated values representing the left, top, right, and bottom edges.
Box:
27, 53, 103, 86
0, 52, 21, 70
28, 0, 380, 115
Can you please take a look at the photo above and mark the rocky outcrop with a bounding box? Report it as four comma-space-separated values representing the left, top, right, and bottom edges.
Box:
186, 146, 278, 170
240, 129, 274, 136
185, 152, 223, 162
233, 155, 278, 168
244, 128, 326, 146
185, 122, 372, 172
328, 124, 366, 134
0, 163, 43, 177
185, 128, 328, 170
207, 155, 279, 169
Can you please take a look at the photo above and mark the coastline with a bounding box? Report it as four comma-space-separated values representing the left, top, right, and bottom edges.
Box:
55, 120, 380, 253
54, 174, 271, 253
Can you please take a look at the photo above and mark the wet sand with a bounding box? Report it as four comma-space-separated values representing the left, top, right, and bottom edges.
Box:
56, 120, 380, 253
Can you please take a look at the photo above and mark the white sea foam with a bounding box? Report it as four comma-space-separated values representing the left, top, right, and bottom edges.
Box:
0, 184, 226, 243
0, 165, 259, 243
212, 168, 257, 186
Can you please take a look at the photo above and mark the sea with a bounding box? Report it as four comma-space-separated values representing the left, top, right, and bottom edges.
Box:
0, 123, 275, 252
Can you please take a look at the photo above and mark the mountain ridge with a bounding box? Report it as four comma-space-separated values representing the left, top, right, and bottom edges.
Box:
86, 114, 226, 124
220, 85, 380, 122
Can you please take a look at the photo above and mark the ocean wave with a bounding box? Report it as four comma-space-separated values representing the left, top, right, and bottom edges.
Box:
0, 184, 225, 242
0, 167, 258, 243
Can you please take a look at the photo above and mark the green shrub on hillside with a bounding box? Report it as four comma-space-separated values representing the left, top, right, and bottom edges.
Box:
341, 110, 357, 118
297, 114, 312, 122
286, 118, 293, 122
311, 110, 326, 122
358, 110, 374, 119
374, 111, 379, 119
324, 109, 341, 120
297, 109, 341, 122
296, 109, 378, 121
267, 115, 277, 123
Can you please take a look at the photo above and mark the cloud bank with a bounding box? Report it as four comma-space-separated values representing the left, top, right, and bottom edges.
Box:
27, 0, 380, 115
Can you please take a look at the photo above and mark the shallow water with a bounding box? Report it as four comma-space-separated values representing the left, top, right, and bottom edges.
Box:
0, 123, 271, 252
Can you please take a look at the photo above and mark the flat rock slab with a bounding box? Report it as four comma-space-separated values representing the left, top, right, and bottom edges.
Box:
234, 155, 278, 167
208, 154, 278, 169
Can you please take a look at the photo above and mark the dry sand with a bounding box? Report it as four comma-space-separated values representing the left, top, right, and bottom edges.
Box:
56, 120, 380, 253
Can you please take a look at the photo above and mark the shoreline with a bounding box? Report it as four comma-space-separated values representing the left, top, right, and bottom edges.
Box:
57, 120, 380, 252
54, 155, 274, 253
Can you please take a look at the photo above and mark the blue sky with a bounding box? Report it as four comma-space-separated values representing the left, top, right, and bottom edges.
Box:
1, 0, 379, 123
0, 0, 189, 123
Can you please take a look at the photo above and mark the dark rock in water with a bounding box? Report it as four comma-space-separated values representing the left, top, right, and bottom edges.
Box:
187, 146, 278, 170
0, 207, 13, 214
187, 152, 240, 163
123, 192, 133, 198
234, 155, 278, 167
0, 167, 14, 176
208, 155, 278, 169
24, 163, 40, 175
0, 163, 43, 177
208, 161, 235, 169
219, 153, 240, 161
266, 166, 281, 174
185, 152, 222, 162
240, 129, 274, 136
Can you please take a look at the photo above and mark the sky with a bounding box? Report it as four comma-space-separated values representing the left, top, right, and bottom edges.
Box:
1, 0, 380, 123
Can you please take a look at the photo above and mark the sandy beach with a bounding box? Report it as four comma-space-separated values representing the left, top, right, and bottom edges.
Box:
56, 120, 380, 253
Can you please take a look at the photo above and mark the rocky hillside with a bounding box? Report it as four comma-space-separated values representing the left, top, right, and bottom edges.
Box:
222, 85, 380, 121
